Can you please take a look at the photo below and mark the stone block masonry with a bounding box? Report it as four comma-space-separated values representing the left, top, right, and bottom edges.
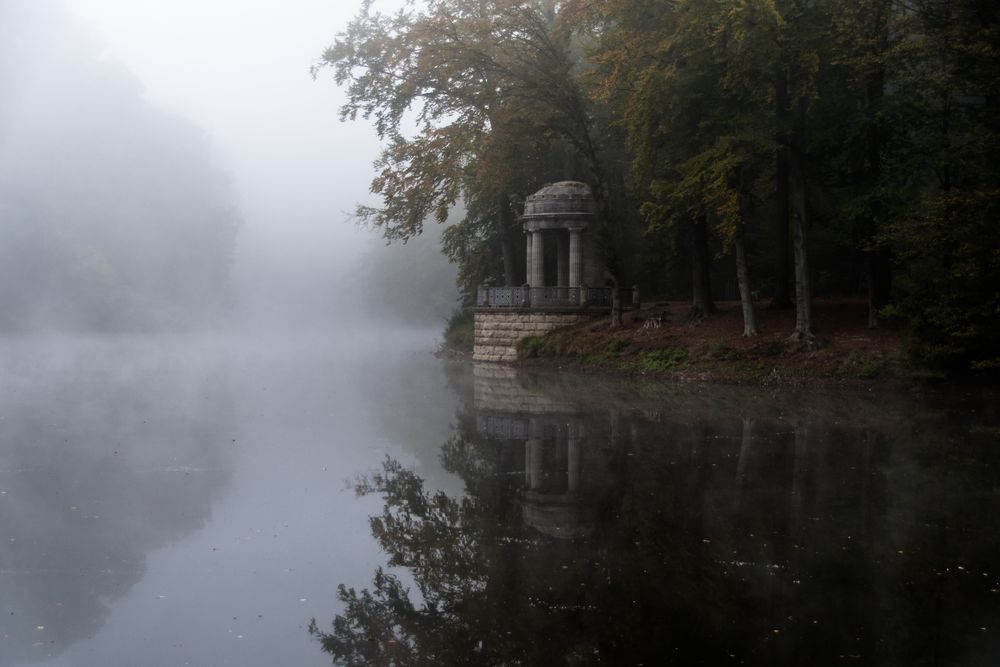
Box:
473, 311, 590, 363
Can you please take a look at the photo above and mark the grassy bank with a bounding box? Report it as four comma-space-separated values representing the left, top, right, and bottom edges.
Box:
441, 308, 475, 353
515, 299, 912, 385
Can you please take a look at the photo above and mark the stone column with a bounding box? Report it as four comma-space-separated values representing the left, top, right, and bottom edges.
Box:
525, 232, 533, 286
531, 230, 545, 288
569, 227, 583, 287
557, 232, 569, 288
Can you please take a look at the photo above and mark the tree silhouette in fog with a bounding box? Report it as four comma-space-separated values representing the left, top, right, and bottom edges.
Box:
0, 3, 238, 332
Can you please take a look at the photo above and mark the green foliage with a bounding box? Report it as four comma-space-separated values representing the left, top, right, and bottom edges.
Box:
440, 199, 507, 305
516, 335, 547, 359
323, 0, 1000, 374
750, 340, 787, 358
441, 308, 475, 353
708, 342, 738, 360
317, 0, 602, 265
574, 0, 1000, 372
858, 356, 891, 380
631, 347, 688, 373
609, 338, 631, 353
848, 0, 1000, 374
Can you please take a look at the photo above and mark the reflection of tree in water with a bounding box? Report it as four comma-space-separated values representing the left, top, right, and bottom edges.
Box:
0, 342, 235, 665
313, 369, 1000, 665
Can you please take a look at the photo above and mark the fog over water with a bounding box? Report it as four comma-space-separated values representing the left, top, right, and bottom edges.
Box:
1, 1, 459, 664
1, 2, 998, 666
0, 332, 464, 666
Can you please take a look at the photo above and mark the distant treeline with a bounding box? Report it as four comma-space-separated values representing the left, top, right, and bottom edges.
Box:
0, 4, 238, 333
318, 0, 999, 373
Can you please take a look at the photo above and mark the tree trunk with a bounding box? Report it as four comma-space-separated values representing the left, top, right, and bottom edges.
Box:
867, 246, 891, 328
772, 69, 793, 309
735, 232, 759, 336
610, 281, 623, 328
609, 167, 635, 308
864, 61, 891, 328
788, 107, 815, 343
498, 192, 517, 286
690, 213, 716, 319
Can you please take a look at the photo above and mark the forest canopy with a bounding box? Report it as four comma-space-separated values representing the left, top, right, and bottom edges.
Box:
317, 0, 999, 373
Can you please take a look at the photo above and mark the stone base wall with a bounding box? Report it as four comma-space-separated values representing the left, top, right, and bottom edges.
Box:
473, 311, 589, 363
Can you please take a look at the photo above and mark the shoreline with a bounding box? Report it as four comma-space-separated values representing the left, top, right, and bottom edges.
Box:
449, 298, 994, 389
444, 348, 920, 391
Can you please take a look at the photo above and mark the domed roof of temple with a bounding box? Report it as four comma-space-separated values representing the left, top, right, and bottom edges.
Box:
522, 181, 596, 219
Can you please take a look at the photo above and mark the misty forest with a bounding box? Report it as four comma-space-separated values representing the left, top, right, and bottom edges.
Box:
318, 0, 999, 373
1, 1, 997, 667
1, 5, 237, 332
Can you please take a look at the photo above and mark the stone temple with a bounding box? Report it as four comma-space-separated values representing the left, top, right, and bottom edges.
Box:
521, 180, 603, 290
474, 181, 613, 363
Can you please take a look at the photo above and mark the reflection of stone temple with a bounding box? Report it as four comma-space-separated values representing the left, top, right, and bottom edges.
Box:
473, 364, 604, 538
455, 364, 1000, 665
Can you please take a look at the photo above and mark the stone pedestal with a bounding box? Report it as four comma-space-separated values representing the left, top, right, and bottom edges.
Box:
472, 311, 590, 363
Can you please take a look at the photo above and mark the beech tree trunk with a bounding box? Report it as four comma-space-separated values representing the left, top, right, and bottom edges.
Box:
735, 232, 759, 336
864, 62, 891, 328
788, 112, 815, 342
868, 246, 891, 328
772, 69, 793, 309
690, 213, 716, 319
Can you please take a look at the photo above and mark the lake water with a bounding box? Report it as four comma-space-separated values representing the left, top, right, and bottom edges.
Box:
2, 334, 998, 666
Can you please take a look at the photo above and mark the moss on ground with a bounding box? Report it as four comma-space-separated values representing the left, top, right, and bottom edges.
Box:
511, 310, 907, 384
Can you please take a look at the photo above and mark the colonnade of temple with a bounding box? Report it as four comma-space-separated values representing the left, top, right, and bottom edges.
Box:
524, 227, 586, 288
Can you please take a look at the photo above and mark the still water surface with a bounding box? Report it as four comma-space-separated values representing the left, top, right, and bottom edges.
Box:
2, 334, 998, 665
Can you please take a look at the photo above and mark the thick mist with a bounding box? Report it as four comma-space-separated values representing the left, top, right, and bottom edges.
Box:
1, 0, 457, 337
0, 2, 458, 665
1, 3, 239, 332
2, 3, 996, 667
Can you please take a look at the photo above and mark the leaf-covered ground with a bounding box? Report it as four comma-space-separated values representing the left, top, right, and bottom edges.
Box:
515, 298, 911, 386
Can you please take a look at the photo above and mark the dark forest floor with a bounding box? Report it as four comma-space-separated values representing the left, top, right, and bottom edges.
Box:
515, 298, 913, 387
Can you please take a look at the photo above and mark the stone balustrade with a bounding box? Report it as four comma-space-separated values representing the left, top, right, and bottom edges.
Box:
476, 285, 613, 310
